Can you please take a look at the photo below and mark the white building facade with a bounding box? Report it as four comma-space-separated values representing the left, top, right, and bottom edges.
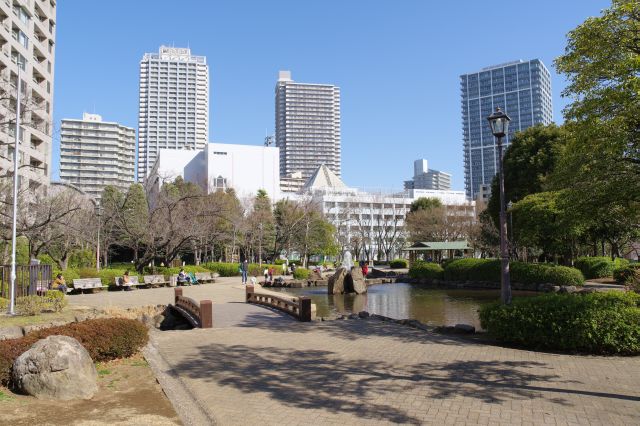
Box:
137, 46, 209, 183
275, 71, 341, 179
285, 165, 473, 260
0, 0, 56, 192
60, 113, 135, 199
147, 143, 280, 200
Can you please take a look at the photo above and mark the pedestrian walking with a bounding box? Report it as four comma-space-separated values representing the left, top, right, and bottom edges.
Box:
241, 259, 249, 284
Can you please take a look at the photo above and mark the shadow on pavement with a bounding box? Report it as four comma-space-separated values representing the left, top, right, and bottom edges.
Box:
169, 340, 621, 424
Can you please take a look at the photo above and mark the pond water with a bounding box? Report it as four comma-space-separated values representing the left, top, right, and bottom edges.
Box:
275, 283, 536, 329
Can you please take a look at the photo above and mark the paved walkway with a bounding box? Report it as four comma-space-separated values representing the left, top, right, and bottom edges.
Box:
70, 279, 640, 425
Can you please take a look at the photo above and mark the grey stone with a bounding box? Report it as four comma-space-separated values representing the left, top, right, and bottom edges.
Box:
22, 324, 47, 335
328, 267, 348, 294
454, 324, 476, 334
559, 285, 578, 294
12, 335, 98, 400
358, 311, 370, 319
349, 267, 367, 294
0, 326, 24, 341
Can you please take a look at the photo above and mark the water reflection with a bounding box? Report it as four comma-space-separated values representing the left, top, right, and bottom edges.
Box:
275, 283, 535, 329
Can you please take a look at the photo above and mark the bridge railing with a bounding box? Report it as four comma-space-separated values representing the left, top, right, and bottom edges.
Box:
246, 284, 315, 322
173, 288, 213, 328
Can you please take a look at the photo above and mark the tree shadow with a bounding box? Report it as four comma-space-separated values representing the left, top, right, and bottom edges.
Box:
167, 339, 635, 424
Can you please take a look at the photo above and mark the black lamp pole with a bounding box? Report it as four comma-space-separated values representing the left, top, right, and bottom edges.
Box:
488, 107, 512, 304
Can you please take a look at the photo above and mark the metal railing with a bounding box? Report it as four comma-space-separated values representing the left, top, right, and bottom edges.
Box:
0, 264, 52, 298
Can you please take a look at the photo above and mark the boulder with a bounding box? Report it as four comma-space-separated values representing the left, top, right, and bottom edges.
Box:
12, 335, 98, 400
0, 326, 24, 341
349, 267, 367, 294
328, 267, 348, 294
559, 285, 578, 294
358, 311, 370, 319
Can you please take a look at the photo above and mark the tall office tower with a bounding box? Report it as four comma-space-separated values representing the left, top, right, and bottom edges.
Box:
404, 159, 452, 190
137, 46, 209, 183
60, 113, 135, 199
461, 59, 552, 199
0, 0, 56, 192
275, 71, 341, 179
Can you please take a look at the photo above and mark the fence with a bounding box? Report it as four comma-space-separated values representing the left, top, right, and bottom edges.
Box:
172, 288, 213, 328
0, 264, 52, 299
246, 284, 314, 322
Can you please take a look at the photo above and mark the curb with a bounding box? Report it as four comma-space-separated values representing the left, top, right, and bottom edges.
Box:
143, 333, 216, 426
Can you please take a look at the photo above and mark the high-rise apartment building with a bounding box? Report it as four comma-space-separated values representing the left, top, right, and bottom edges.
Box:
275, 71, 341, 179
404, 159, 451, 191
137, 46, 209, 183
60, 113, 135, 199
0, 0, 56, 192
461, 59, 552, 199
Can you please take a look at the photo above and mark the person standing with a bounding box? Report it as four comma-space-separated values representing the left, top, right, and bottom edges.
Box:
263, 267, 269, 283
268, 266, 274, 283
241, 259, 249, 284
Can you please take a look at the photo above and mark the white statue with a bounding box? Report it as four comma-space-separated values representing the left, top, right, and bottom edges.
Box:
342, 250, 353, 270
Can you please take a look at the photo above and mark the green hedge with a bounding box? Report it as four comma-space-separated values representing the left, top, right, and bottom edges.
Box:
408, 261, 444, 279
293, 267, 310, 280
0, 318, 148, 386
389, 259, 409, 269
479, 292, 640, 354
574, 256, 629, 279
614, 264, 640, 290
442, 259, 584, 286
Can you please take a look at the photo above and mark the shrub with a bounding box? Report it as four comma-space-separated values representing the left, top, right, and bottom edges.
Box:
293, 267, 310, 280
443, 258, 584, 286
408, 261, 444, 279
78, 267, 100, 279
15, 292, 68, 315
0, 297, 8, 310
574, 256, 627, 279
44, 290, 67, 312
0, 318, 149, 386
479, 292, 640, 354
389, 259, 409, 269
16, 295, 46, 316
202, 262, 240, 277
614, 264, 640, 289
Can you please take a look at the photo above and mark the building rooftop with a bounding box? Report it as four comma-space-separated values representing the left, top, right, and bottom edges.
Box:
302, 164, 347, 192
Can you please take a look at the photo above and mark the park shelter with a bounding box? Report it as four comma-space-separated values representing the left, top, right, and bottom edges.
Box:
403, 241, 472, 262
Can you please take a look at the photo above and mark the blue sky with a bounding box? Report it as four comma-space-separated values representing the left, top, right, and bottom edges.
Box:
52, 0, 610, 190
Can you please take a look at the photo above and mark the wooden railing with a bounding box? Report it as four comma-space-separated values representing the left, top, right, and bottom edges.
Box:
246, 284, 315, 322
173, 288, 213, 328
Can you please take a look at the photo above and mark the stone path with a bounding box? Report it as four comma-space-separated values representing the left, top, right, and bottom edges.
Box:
70, 278, 640, 425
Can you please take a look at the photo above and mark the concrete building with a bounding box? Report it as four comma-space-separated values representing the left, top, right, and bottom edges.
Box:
404, 159, 451, 191
286, 164, 473, 260
147, 142, 280, 200
461, 59, 552, 199
60, 113, 135, 199
137, 46, 209, 183
0, 0, 56, 192
275, 71, 341, 179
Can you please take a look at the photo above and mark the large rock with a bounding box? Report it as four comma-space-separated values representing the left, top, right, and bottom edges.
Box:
12, 335, 98, 400
0, 326, 24, 341
348, 267, 367, 294
328, 267, 348, 294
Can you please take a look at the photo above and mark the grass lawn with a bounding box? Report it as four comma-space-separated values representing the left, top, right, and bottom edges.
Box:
0, 308, 82, 328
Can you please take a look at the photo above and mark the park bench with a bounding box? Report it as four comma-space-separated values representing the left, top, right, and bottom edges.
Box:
143, 274, 170, 287
112, 275, 141, 290
72, 278, 106, 293
169, 274, 194, 287
194, 272, 217, 284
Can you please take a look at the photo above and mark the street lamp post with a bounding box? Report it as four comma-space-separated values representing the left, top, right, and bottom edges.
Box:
507, 200, 514, 259
8, 63, 23, 315
487, 107, 512, 304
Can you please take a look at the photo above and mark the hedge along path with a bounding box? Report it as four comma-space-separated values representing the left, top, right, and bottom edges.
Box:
0, 318, 149, 386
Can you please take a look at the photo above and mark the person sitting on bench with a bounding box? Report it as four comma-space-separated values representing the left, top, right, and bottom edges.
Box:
177, 269, 190, 286
188, 271, 199, 285
52, 273, 67, 294
121, 270, 133, 291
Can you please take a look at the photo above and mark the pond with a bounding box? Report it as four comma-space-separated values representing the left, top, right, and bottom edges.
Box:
274, 283, 536, 329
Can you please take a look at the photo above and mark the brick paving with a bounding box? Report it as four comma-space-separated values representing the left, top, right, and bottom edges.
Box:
71, 279, 640, 425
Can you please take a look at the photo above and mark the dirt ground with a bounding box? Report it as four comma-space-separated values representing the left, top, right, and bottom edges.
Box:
0, 353, 181, 426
